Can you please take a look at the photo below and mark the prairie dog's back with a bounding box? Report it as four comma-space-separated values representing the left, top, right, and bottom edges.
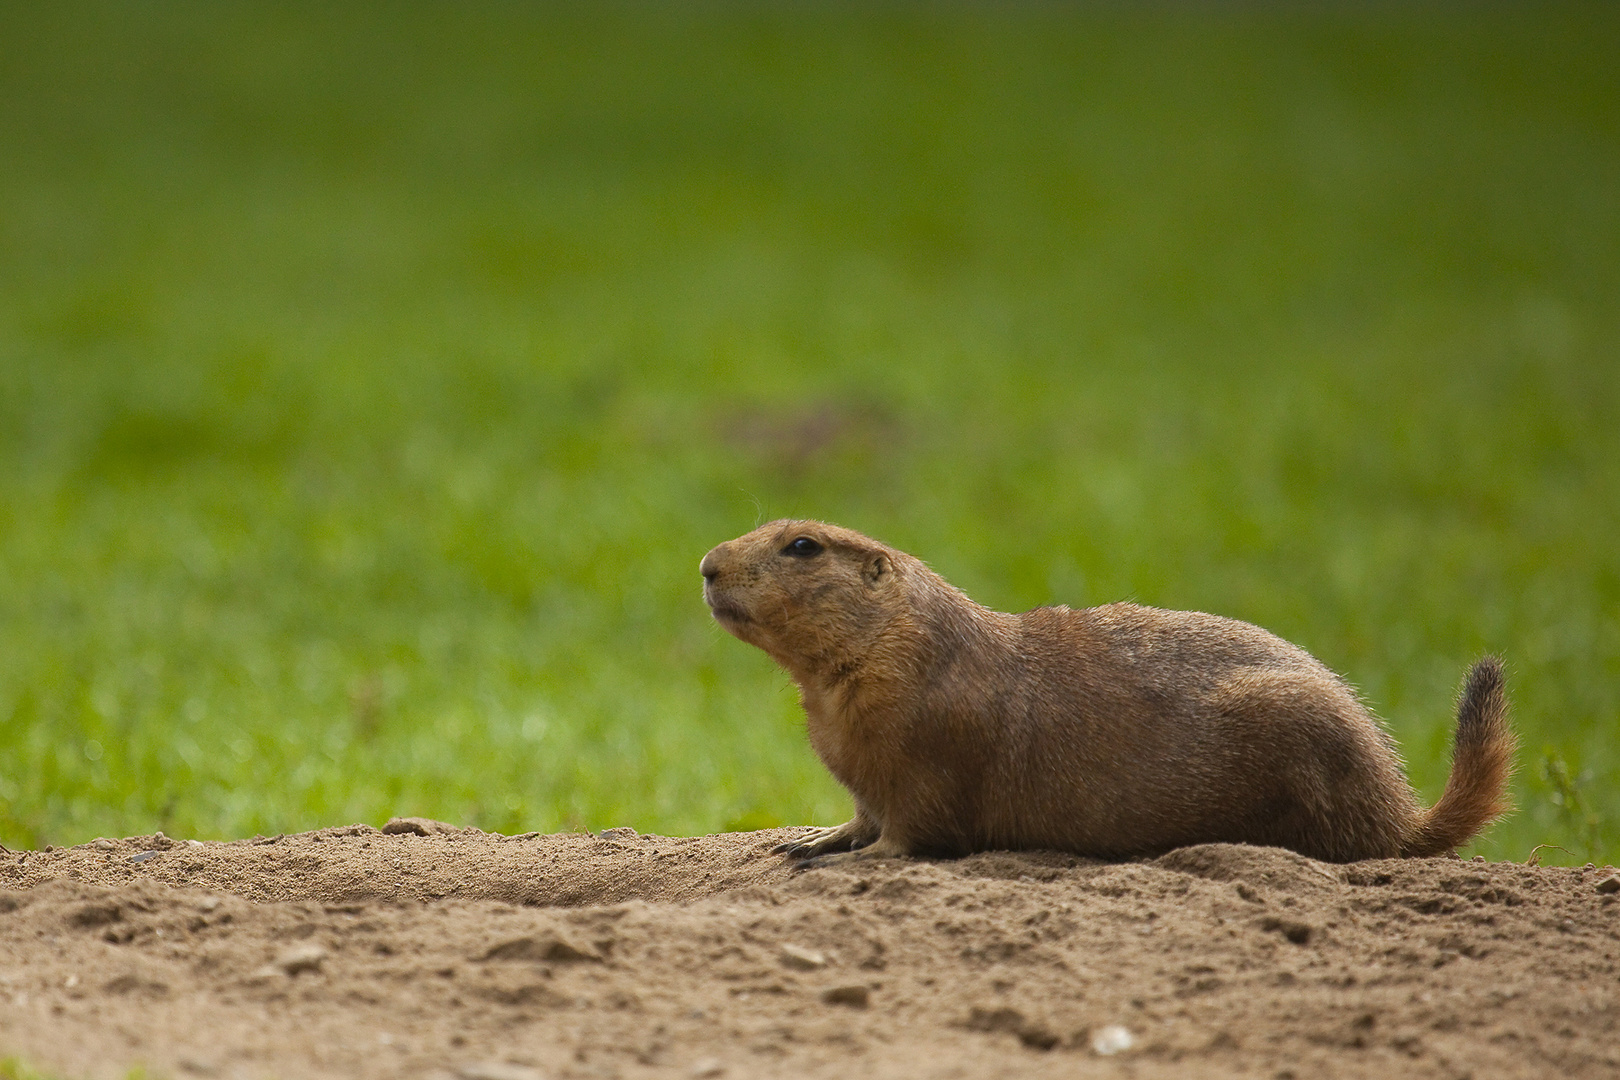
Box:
959, 602, 1411, 858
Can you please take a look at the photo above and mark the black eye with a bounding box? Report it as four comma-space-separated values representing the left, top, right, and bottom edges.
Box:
783, 537, 823, 558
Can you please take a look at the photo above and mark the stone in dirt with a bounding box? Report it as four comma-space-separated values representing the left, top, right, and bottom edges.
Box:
961, 1006, 1058, 1050
382, 817, 463, 836
275, 943, 328, 976
778, 942, 828, 969
454, 1063, 547, 1080
820, 984, 869, 1008
478, 934, 600, 963
1090, 1024, 1135, 1056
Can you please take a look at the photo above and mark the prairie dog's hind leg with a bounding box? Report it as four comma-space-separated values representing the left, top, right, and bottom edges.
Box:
773, 807, 881, 859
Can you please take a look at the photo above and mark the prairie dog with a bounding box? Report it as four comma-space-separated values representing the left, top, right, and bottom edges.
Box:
699, 520, 1514, 865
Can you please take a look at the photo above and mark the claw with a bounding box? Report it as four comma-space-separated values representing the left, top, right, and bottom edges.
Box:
771, 832, 823, 856
771, 826, 829, 854
768, 821, 876, 863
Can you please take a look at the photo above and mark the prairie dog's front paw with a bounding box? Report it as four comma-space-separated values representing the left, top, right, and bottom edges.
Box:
771, 818, 878, 860
772, 825, 844, 858
794, 835, 911, 870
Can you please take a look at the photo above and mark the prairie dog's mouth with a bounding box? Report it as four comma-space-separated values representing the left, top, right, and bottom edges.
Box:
704, 584, 753, 625
709, 603, 752, 626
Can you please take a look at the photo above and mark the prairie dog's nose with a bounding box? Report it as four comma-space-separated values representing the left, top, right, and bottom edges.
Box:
699, 546, 724, 582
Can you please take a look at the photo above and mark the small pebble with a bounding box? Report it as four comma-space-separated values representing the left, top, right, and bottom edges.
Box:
456, 1064, 546, 1080
275, 943, 328, 976
479, 934, 599, 963
1091, 1024, 1135, 1056
129, 851, 160, 863
689, 1058, 725, 1078
822, 984, 869, 1008
383, 817, 461, 836
1595, 875, 1620, 895
779, 943, 828, 970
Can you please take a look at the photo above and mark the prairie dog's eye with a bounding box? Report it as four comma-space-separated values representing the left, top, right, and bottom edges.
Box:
783, 536, 824, 558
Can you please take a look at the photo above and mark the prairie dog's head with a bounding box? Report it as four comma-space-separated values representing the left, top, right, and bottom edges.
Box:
700, 520, 910, 680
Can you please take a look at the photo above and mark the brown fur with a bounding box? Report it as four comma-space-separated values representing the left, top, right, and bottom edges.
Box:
699, 520, 1516, 865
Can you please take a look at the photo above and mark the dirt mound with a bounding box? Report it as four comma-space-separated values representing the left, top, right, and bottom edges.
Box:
2, 825, 1617, 1079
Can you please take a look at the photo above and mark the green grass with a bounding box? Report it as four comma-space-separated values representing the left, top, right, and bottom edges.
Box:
1, 2, 1616, 864
0, 1060, 54, 1080
0, 1060, 155, 1080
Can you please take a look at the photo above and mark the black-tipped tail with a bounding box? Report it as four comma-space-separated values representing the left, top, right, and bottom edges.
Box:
1401, 657, 1517, 857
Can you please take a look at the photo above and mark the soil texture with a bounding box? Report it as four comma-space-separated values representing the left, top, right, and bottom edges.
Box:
1, 822, 1617, 1079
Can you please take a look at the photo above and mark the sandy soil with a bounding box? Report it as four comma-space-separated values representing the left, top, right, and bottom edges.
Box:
1, 821, 1617, 1080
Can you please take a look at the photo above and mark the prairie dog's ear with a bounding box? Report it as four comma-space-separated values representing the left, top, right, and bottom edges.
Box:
864, 553, 891, 585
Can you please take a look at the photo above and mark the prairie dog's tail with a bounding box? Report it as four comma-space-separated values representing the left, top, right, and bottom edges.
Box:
1401, 657, 1517, 857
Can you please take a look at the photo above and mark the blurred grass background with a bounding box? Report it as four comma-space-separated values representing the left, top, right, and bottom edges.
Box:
1, 2, 1616, 863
